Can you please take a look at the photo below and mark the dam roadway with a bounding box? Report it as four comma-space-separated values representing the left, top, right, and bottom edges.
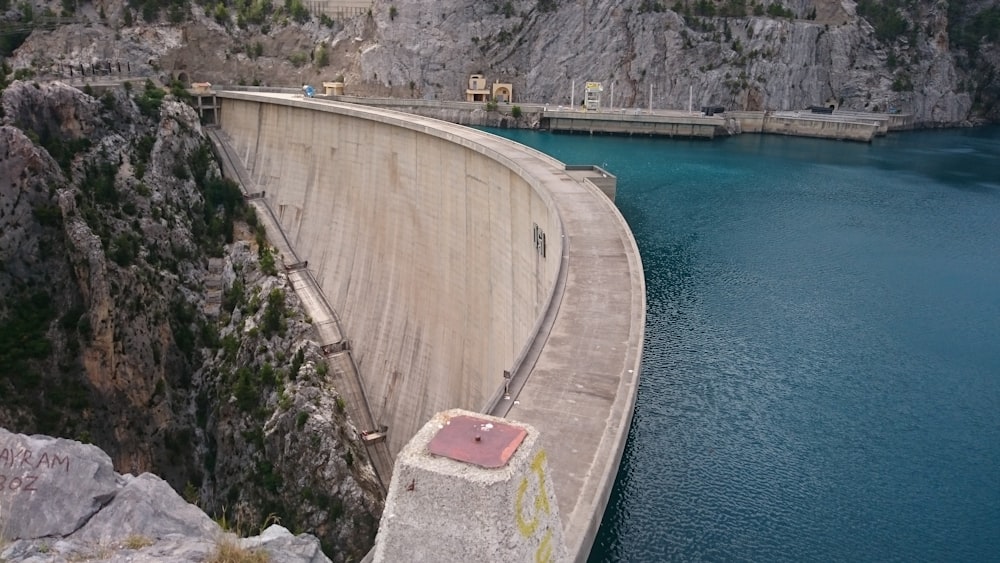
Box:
214, 91, 645, 560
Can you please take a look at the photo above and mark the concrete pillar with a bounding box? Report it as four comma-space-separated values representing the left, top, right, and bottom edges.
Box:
322, 81, 344, 96
373, 409, 566, 563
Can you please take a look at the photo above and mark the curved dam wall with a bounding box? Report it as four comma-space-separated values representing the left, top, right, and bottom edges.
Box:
218, 93, 562, 456
217, 92, 646, 559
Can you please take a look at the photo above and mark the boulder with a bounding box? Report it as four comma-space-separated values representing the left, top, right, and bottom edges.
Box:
71, 473, 221, 543
0, 428, 118, 539
0, 428, 335, 563
240, 525, 332, 563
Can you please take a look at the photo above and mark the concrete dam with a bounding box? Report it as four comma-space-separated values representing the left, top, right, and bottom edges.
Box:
215, 91, 646, 559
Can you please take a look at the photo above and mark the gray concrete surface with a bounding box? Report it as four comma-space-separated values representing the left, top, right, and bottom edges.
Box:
215, 92, 645, 561
208, 126, 394, 489
373, 409, 566, 563
542, 108, 724, 137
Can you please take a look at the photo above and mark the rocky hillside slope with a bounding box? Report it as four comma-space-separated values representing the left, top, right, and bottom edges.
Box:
2, 0, 997, 125
0, 79, 381, 561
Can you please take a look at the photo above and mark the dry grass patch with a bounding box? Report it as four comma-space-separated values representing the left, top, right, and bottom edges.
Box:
0, 502, 9, 561
122, 534, 155, 550
208, 539, 269, 563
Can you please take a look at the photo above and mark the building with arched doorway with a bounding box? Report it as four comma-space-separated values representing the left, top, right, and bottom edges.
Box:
492, 82, 512, 103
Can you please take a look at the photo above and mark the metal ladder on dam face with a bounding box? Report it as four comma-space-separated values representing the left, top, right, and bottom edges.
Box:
206, 127, 395, 492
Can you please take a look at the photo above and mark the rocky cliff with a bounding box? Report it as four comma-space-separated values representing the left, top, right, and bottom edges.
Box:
0, 79, 381, 561
3, 0, 997, 125
0, 426, 332, 562
349, 0, 997, 125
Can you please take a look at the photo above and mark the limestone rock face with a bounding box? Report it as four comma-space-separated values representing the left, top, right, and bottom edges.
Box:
1, 79, 100, 142
345, 0, 985, 125
0, 428, 333, 563
8, 0, 996, 125
0, 124, 67, 293
0, 78, 382, 560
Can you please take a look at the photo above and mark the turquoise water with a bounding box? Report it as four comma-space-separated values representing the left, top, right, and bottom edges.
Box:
483, 127, 1000, 562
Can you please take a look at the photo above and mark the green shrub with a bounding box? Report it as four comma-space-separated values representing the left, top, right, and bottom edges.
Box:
287, 0, 309, 22
693, 0, 715, 17
537, 0, 558, 13
224, 280, 245, 313
170, 299, 197, 358
259, 362, 276, 386
111, 233, 140, 266
314, 44, 329, 68
857, 0, 909, 42
170, 79, 192, 102
891, 73, 913, 92
255, 460, 282, 492
213, 2, 229, 24
288, 52, 308, 67
233, 367, 258, 411
289, 348, 305, 380
0, 289, 55, 382
949, 2, 1000, 60
261, 289, 286, 338
33, 203, 63, 227
222, 333, 240, 360
135, 80, 165, 118
259, 245, 277, 276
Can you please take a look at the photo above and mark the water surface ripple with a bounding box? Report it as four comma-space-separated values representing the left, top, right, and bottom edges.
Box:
484, 126, 1000, 562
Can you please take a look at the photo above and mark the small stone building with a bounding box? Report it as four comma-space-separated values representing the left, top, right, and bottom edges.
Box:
466, 74, 490, 102
465, 74, 513, 103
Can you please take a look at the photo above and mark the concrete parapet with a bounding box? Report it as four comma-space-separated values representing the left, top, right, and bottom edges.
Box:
827, 110, 891, 135
564, 165, 617, 201
727, 110, 765, 133
762, 111, 879, 142
542, 110, 723, 138
373, 409, 566, 563
887, 112, 915, 130
728, 110, 904, 141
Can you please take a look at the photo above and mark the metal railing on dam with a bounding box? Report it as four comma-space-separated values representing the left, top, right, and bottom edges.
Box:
213, 91, 646, 561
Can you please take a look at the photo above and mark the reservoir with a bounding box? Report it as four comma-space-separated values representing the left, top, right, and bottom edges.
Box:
484, 126, 1000, 562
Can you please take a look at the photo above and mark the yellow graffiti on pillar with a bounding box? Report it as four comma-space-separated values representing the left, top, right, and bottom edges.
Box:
535, 529, 553, 563
515, 450, 550, 537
